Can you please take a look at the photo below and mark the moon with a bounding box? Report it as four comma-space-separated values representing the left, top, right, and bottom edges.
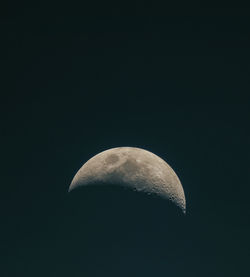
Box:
69, 147, 186, 213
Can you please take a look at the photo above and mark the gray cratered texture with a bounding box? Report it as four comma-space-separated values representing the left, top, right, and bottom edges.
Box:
69, 147, 186, 213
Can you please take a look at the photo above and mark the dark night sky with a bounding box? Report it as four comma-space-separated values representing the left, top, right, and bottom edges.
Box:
1, 3, 250, 277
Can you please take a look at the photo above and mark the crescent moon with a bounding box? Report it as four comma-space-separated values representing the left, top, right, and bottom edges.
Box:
69, 147, 186, 213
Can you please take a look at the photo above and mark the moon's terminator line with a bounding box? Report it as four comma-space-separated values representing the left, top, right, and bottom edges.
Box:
69, 147, 186, 213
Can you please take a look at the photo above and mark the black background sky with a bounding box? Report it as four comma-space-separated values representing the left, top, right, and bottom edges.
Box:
1, 2, 250, 277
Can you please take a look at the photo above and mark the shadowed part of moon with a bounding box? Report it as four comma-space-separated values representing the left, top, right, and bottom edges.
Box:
69, 147, 186, 213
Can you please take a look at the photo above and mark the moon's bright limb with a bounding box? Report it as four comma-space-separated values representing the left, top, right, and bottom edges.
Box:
69, 147, 186, 213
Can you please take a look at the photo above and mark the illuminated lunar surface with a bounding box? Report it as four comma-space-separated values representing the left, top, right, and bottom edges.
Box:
69, 147, 186, 213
